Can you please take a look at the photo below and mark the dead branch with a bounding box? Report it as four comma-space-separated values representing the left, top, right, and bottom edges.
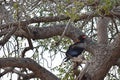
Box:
55, 19, 71, 46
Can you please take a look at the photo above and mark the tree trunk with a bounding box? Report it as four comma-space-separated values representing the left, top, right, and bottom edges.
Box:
81, 18, 120, 80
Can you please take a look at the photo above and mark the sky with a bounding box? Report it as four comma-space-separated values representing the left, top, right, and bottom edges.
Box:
0, 39, 65, 80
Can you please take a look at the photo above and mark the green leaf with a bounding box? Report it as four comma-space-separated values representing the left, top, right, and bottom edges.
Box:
13, 2, 19, 9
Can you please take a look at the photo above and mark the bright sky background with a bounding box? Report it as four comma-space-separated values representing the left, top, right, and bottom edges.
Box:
0, 38, 65, 80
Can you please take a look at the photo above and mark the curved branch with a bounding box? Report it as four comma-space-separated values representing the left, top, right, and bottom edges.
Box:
15, 24, 97, 54
0, 67, 14, 77
0, 26, 17, 45
82, 33, 120, 80
21, 26, 33, 58
0, 58, 60, 80
13, 69, 35, 80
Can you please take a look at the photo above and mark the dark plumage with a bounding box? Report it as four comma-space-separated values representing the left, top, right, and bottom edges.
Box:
64, 35, 86, 62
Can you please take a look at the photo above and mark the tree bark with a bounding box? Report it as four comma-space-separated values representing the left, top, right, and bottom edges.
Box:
97, 17, 109, 44
0, 58, 60, 80
80, 18, 120, 80
1, 16, 120, 80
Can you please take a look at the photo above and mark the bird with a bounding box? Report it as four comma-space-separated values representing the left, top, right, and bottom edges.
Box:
64, 35, 86, 62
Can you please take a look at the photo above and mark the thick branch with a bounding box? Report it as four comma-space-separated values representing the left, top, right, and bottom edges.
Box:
111, 33, 120, 67
0, 58, 60, 80
15, 24, 97, 54
97, 17, 109, 44
116, 59, 120, 67
83, 33, 120, 80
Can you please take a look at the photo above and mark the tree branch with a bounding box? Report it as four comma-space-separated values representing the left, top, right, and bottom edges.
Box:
21, 26, 33, 58
116, 59, 120, 68
111, 33, 120, 67
0, 67, 14, 77
21, 38, 33, 58
0, 26, 17, 45
56, 19, 71, 46
13, 69, 35, 79
82, 33, 120, 80
97, 17, 109, 44
0, 11, 119, 31
15, 24, 97, 54
0, 58, 60, 80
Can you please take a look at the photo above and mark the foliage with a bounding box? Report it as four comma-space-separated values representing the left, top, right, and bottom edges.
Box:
0, 0, 120, 80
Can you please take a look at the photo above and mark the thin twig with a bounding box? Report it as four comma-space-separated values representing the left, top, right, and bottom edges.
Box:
21, 27, 33, 58
111, 18, 119, 33
21, 23, 33, 57
21, 38, 33, 58
76, 61, 90, 80
56, 19, 71, 46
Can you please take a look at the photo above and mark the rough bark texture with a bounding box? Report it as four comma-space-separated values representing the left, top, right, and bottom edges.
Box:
0, 58, 60, 80
97, 17, 109, 44
1, 21, 120, 80
80, 18, 120, 80
0, 5, 120, 80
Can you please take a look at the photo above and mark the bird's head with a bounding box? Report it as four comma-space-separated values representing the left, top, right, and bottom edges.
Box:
76, 35, 86, 43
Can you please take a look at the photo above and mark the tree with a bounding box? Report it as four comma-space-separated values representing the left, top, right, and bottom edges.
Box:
0, 0, 120, 80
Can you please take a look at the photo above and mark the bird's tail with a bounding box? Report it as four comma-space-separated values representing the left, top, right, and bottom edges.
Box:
63, 57, 70, 62
60, 57, 70, 67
